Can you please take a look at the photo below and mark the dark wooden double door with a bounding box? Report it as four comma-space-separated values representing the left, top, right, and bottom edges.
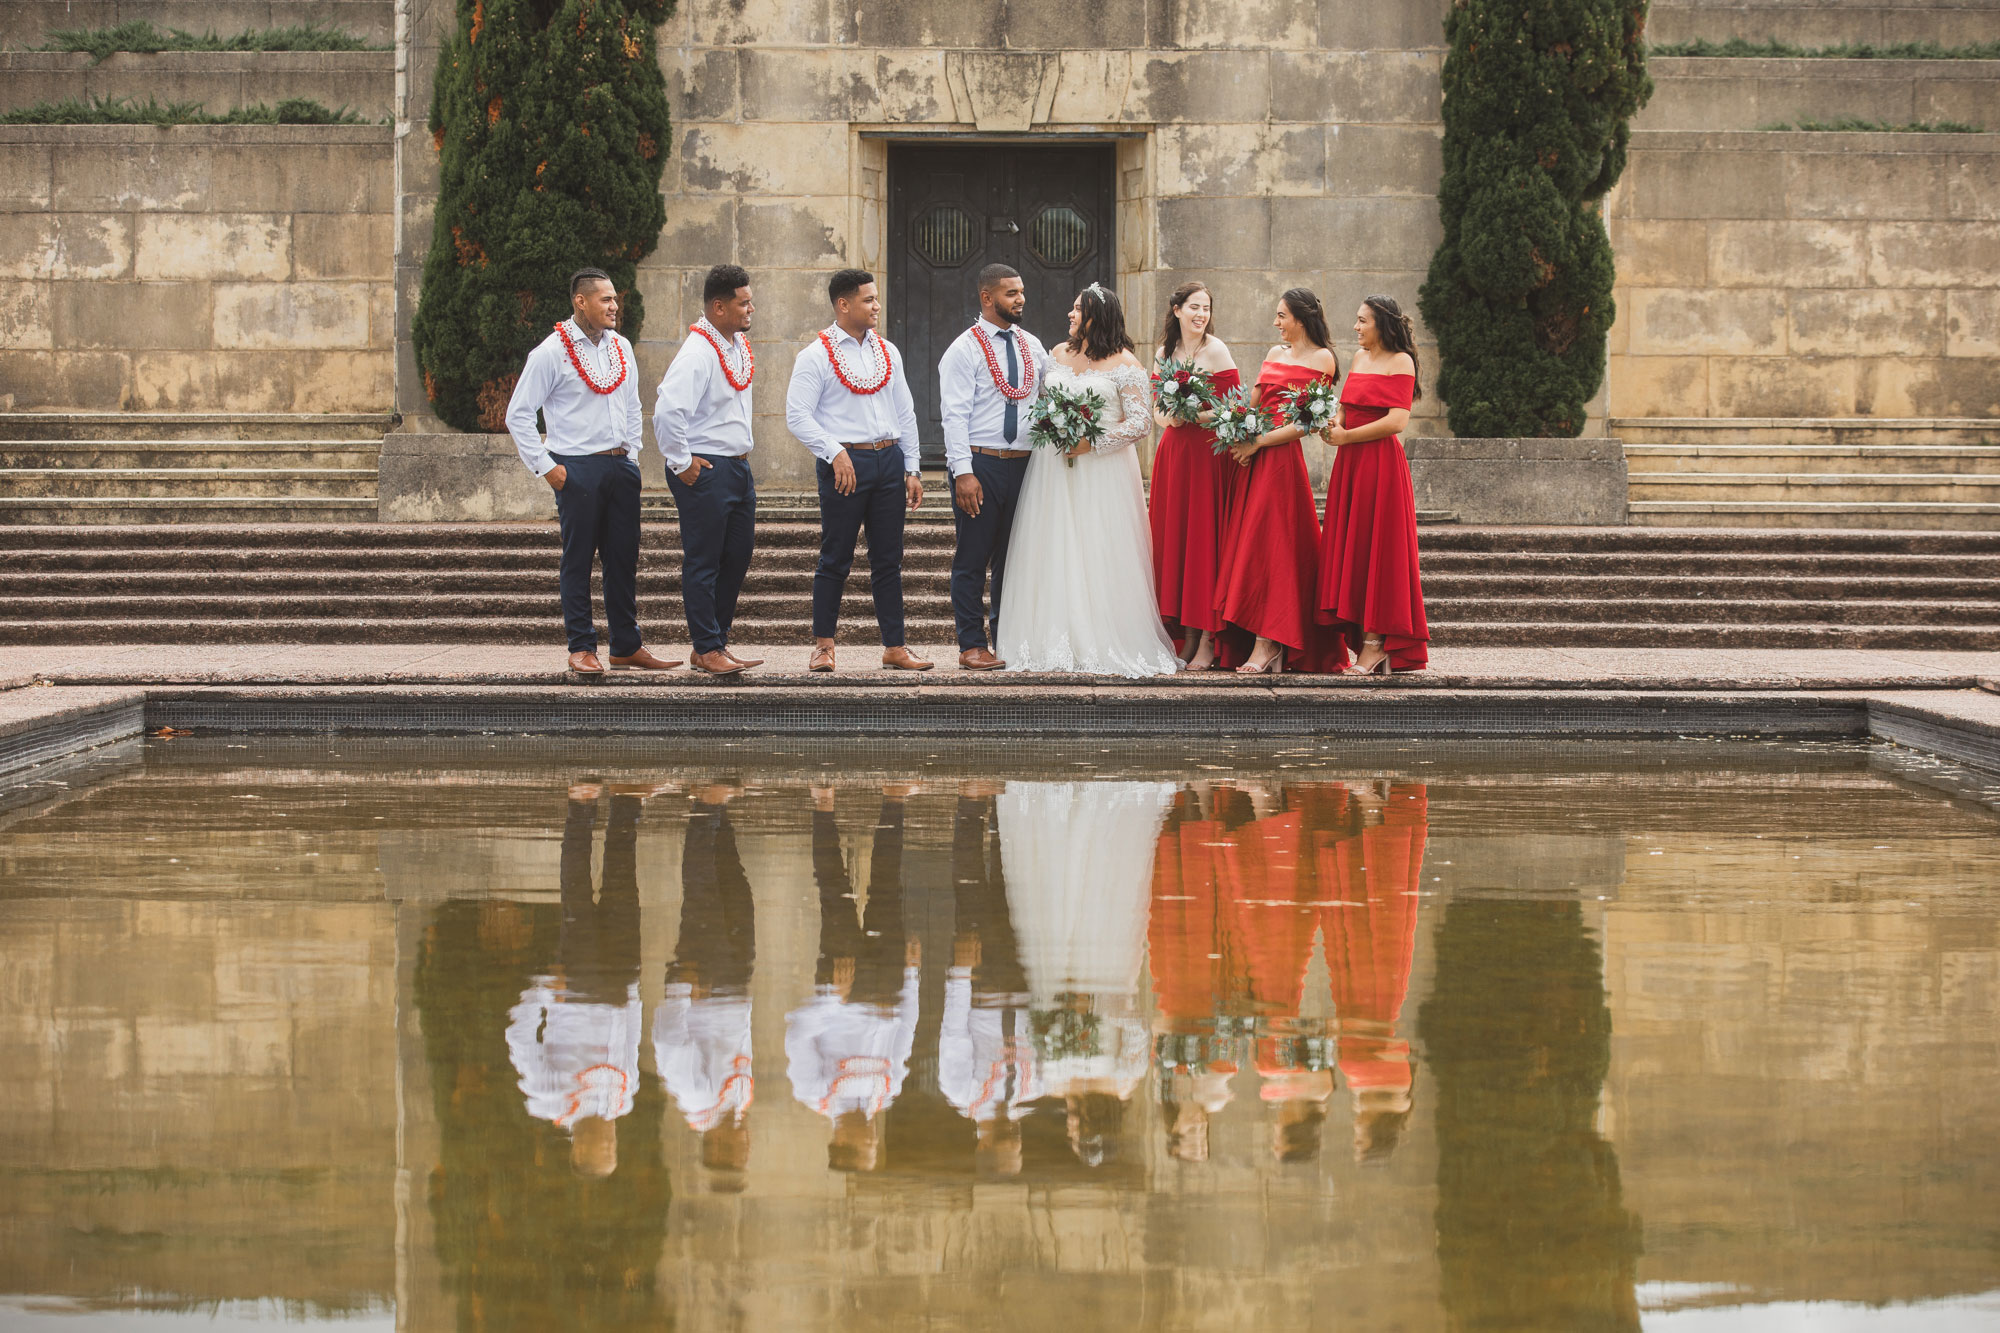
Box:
887, 143, 1117, 467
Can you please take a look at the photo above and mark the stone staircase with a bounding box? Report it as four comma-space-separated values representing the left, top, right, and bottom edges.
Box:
0, 414, 390, 524
1625, 438, 2000, 530
2, 519, 1994, 649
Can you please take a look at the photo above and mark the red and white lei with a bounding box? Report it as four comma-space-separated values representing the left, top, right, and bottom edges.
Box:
971, 323, 1036, 401
691, 318, 754, 391
819, 328, 893, 395
555, 320, 628, 395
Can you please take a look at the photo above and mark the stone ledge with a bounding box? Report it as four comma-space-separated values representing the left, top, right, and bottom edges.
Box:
0, 51, 391, 73
0, 124, 391, 145
1630, 129, 2000, 153
1404, 436, 1628, 525
377, 432, 553, 523
0, 683, 144, 780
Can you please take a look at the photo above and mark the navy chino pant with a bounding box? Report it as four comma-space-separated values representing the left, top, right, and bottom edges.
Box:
666, 453, 757, 655
950, 452, 1029, 651
553, 451, 643, 657
813, 446, 908, 646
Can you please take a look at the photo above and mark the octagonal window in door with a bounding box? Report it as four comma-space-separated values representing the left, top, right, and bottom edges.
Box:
1029, 205, 1090, 266
914, 204, 977, 268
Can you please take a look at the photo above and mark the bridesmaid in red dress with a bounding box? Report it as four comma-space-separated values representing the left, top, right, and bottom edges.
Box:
1316, 296, 1430, 674
1147, 282, 1238, 671
1213, 289, 1339, 674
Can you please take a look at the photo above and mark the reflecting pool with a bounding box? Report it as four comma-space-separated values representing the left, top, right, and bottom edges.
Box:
1, 738, 1997, 1331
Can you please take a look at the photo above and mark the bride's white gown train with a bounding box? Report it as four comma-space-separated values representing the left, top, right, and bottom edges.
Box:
996, 361, 1182, 677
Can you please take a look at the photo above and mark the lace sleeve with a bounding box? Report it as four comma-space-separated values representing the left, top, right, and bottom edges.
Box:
1095, 365, 1154, 456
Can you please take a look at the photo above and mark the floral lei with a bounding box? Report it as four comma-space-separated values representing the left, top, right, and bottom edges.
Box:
971, 323, 1036, 401
691, 318, 754, 391
819, 327, 892, 395
554, 321, 627, 395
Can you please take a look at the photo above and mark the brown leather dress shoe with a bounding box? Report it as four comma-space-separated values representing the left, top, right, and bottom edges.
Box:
568, 650, 606, 675
808, 643, 836, 673
609, 647, 682, 670
720, 648, 764, 668
958, 647, 1006, 671
882, 646, 934, 671
690, 649, 746, 676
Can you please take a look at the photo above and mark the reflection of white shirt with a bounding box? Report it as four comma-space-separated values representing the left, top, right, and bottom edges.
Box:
1038, 1012, 1150, 1101
652, 322, 754, 473
938, 317, 1049, 478
505, 982, 643, 1125
939, 968, 1041, 1121
785, 325, 921, 471
652, 985, 754, 1132
784, 969, 920, 1119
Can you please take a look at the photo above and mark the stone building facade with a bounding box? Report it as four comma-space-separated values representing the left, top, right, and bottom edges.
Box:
397, 0, 1453, 484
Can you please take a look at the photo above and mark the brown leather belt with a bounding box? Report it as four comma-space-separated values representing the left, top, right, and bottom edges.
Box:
972, 446, 1031, 459
591, 447, 628, 456
841, 439, 899, 451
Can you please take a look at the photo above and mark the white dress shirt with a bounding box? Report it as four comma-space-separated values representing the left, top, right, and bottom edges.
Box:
938, 317, 1049, 479
504, 981, 643, 1125
938, 967, 1042, 1122
784, 970, 921, 1119
653, 320, 755, 474
785, 324, 921, 474
652, 986, 754, 1132
504, 320, 643, 478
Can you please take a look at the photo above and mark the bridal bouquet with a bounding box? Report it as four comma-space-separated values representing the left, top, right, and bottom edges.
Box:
1207, 386, 1271, 457
1286, 375, 1341, 438
1027, 381, 1107, 468
1151, 358, 1219, 426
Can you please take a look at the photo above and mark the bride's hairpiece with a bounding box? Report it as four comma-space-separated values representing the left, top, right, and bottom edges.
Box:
1085, 282, 1110, 299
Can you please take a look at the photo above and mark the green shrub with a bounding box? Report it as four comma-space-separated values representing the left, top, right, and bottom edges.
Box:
412, 0, 673, 432
36, 20, 382, 61
1651, 37, 2000, 59
1418, 0, 1653, 438
0, 95, 364, 124
1761, 117, 1981, 132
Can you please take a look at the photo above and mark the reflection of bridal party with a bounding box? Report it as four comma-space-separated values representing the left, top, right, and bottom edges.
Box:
504, 777, 1426, 1181
504, 261, 1430, 678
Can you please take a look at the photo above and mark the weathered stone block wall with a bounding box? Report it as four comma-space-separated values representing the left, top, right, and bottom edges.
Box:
0, 0, 395, 48
1606, 130, 2000, 423
0, 124, 395, 413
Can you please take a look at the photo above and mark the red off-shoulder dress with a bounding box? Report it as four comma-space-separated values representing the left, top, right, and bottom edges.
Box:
1148, 367, 1238, 643
1315, 372, 1429, 671
1212, 361, 1331, 667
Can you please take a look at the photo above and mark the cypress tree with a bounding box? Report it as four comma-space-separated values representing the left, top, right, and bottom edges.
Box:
414, 0, 672, 431
1418, 0, 1652, 438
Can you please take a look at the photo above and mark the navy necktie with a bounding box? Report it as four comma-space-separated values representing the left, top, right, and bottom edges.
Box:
999, 330, 1019, 444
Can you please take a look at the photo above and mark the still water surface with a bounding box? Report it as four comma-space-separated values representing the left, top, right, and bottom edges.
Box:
1, 738, 1996, 1331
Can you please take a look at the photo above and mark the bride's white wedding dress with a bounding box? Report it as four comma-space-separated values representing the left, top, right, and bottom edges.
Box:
996, 360, 1182, 677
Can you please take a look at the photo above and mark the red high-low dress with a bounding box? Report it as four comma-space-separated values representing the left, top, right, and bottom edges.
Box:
1149, 367, 1238, 645
1316, 372, 1429, 671
1212, 361, 1332, 669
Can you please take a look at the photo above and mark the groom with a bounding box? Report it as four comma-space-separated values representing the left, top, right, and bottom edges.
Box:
938, 264, 1046, 671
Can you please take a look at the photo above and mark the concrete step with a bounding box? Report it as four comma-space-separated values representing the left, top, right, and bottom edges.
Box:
1433, 596, 2000, 627
1645, 0, 1997, 49
0, 441, 384, 468
1, 413, 396, 441
1611, 417, 2000, 447
0, 468, 380, 499
1630, 473, 2000, 503
0, 498, 380, 523
1638, 56, 2000, 134
0, 50, 394, 122
1630, 501, 2000, 529
1625, 445, 2000, 475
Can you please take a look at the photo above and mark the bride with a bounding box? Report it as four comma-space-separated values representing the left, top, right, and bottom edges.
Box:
996, 284, 1182, 677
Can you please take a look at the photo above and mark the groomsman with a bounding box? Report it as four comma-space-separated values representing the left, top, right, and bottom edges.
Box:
504, 268, 679, 675
939, 264, 1046, 670
785, 269, 932, 673
655, 264, 764, 676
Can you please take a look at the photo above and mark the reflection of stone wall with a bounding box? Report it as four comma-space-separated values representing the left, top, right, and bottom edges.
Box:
0, 124, 394, 413
1604, 833, 2000, 1306
0, 897, 397, 1311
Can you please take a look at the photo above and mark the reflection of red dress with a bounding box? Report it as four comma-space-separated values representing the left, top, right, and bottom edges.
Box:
1316, 784, 1426, 1091
1316, 372, 1429, 671
1213, 808, 1326, 1086
1149, 367, 1238, 640
1149, 806, 1230, 1055
1212, 362, 1330, 667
